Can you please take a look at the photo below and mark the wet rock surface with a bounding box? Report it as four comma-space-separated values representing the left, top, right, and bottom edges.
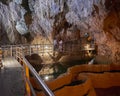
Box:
25, 54, 43, 72
95, 86, 120, 96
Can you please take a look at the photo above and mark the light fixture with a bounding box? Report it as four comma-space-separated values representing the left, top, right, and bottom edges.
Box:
84, 44, 90, 50
45, 46, 48, 49
44, 75, 49, 81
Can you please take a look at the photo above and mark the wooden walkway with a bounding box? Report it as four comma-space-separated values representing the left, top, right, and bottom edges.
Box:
0, 57, 25, 96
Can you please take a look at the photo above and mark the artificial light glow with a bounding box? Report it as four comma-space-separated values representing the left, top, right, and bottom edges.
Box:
44, 75, 49, 81
45, 46, 48, 49
84, 44, 90, 49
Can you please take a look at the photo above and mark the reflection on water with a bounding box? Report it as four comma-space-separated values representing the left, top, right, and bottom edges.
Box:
39, 60, 86, 81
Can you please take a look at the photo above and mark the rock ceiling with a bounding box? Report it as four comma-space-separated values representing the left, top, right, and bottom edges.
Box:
0, 0, 120, 63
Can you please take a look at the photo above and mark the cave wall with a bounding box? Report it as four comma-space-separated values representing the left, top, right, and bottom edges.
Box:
0, 0, 120, 63
30, 0, 120, 64
0, 0, 32, 44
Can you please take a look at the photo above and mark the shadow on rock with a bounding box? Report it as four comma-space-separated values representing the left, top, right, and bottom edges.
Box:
25, 54, 43, 72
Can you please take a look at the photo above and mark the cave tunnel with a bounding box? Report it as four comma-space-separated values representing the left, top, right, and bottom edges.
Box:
0, 0, 120, 96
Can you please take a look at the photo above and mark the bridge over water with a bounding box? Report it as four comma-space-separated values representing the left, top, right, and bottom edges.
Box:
0, 44, 55, 96
0, 43, 95, 96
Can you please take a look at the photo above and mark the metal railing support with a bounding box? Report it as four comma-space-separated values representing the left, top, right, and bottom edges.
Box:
23, 56, 54, 96
10, 46, 12, 57
14, 47, 54, 96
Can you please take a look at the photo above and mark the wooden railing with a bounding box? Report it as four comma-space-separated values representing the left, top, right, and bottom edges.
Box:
15, 47, 55, 96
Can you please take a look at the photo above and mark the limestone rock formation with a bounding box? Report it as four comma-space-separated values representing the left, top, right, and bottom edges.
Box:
0, 0, 120, 63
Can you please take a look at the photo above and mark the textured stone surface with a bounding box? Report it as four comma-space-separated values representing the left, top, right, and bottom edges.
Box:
0, 0, 120, 63
0, 1, 27, 44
